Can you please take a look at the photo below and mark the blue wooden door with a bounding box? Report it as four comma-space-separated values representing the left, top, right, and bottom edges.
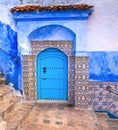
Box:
36, 48, 68, 100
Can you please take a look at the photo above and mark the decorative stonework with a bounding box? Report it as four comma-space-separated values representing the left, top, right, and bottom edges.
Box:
22, 41, 75, 103
22, 55, 36, 100
22, 48, 118, 117
90, 82, 118, 117
31, 41, 73, 56
75, 56, 90, 108
68, 56, 75, 104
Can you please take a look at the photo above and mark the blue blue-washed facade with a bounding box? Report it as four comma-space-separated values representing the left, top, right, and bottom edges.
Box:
0, 16, 118, 90
0, 0, 118, 117
71, 51, 118, 82
1, 22, 118, 89
0, 22, 20, 90
88, 52, 118, 82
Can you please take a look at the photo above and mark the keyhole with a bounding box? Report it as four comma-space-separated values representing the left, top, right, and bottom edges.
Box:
43, 67, 46, 73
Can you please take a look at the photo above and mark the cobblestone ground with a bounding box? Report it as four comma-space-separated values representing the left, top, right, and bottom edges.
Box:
21, 103, 101, 130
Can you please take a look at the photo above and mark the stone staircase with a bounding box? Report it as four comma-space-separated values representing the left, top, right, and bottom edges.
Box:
0, 75, 33, 130
0, 75, 118, 130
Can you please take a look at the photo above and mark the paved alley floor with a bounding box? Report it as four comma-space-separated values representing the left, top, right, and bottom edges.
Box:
96, 113, 118, 130
21, 103, 101, 130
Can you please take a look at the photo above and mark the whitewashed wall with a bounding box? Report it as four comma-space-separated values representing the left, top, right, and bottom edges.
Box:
0, 0, 118, 51
86, 0, 118, 51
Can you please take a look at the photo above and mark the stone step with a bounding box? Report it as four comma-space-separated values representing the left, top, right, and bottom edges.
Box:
0, 85, 13, 101
4, 102, 33, 130
0, 78, 6, 85
0, 95, 21, 121
96, 113, 118, 130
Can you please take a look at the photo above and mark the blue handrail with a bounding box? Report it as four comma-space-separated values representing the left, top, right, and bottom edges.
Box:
106, 86, 118, 95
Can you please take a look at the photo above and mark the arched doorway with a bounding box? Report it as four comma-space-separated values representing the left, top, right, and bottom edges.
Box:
36, 48, 68, 101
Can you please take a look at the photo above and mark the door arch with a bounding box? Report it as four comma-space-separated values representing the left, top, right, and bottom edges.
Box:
36, 48, 68, 100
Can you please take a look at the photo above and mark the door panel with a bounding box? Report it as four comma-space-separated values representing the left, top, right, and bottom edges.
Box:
37, 48, 68, 100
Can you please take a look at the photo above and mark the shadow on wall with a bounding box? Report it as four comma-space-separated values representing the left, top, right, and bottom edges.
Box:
0, 22, 19, 90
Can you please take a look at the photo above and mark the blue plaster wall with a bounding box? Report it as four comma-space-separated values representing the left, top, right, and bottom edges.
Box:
29, 25, 76, 42
88, 52, 118, 82
29, 25, 76, 54
0, 22, 19, 90
14, 10, 89, 55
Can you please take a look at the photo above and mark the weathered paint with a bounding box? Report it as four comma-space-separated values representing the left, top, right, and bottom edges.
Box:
0, 22, 19, 90
89, 52, 118, 82
14, 10, 91, 55
29, 25, 76, 54
78, 51, 118, 82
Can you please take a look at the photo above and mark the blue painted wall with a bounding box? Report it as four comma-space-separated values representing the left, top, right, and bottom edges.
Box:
88, 52, 118, 82
29, 25, 76, 54
0, 22, 19, 90
1, 22, 118, 90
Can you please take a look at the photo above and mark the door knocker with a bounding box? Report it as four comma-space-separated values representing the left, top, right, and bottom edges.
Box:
43, 67, 46, 73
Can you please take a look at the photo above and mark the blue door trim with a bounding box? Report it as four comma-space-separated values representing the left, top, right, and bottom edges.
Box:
36, 48, 68, 100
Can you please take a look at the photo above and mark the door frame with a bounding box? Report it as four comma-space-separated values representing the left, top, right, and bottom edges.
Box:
36, 48, 68, 101
22, 41, 75, 104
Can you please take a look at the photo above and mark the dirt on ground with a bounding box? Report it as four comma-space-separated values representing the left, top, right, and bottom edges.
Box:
21, 103, 100, 130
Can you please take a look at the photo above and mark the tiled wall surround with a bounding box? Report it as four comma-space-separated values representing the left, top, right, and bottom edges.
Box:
22, 55, 36, 100
75, 56, 90, 109
31, 41, 73, 56
22, 41, 75, 104
90, 82, 118, 117
68, 56, 75, 104
22, 41, 118, 117
31, 41, 75, 104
